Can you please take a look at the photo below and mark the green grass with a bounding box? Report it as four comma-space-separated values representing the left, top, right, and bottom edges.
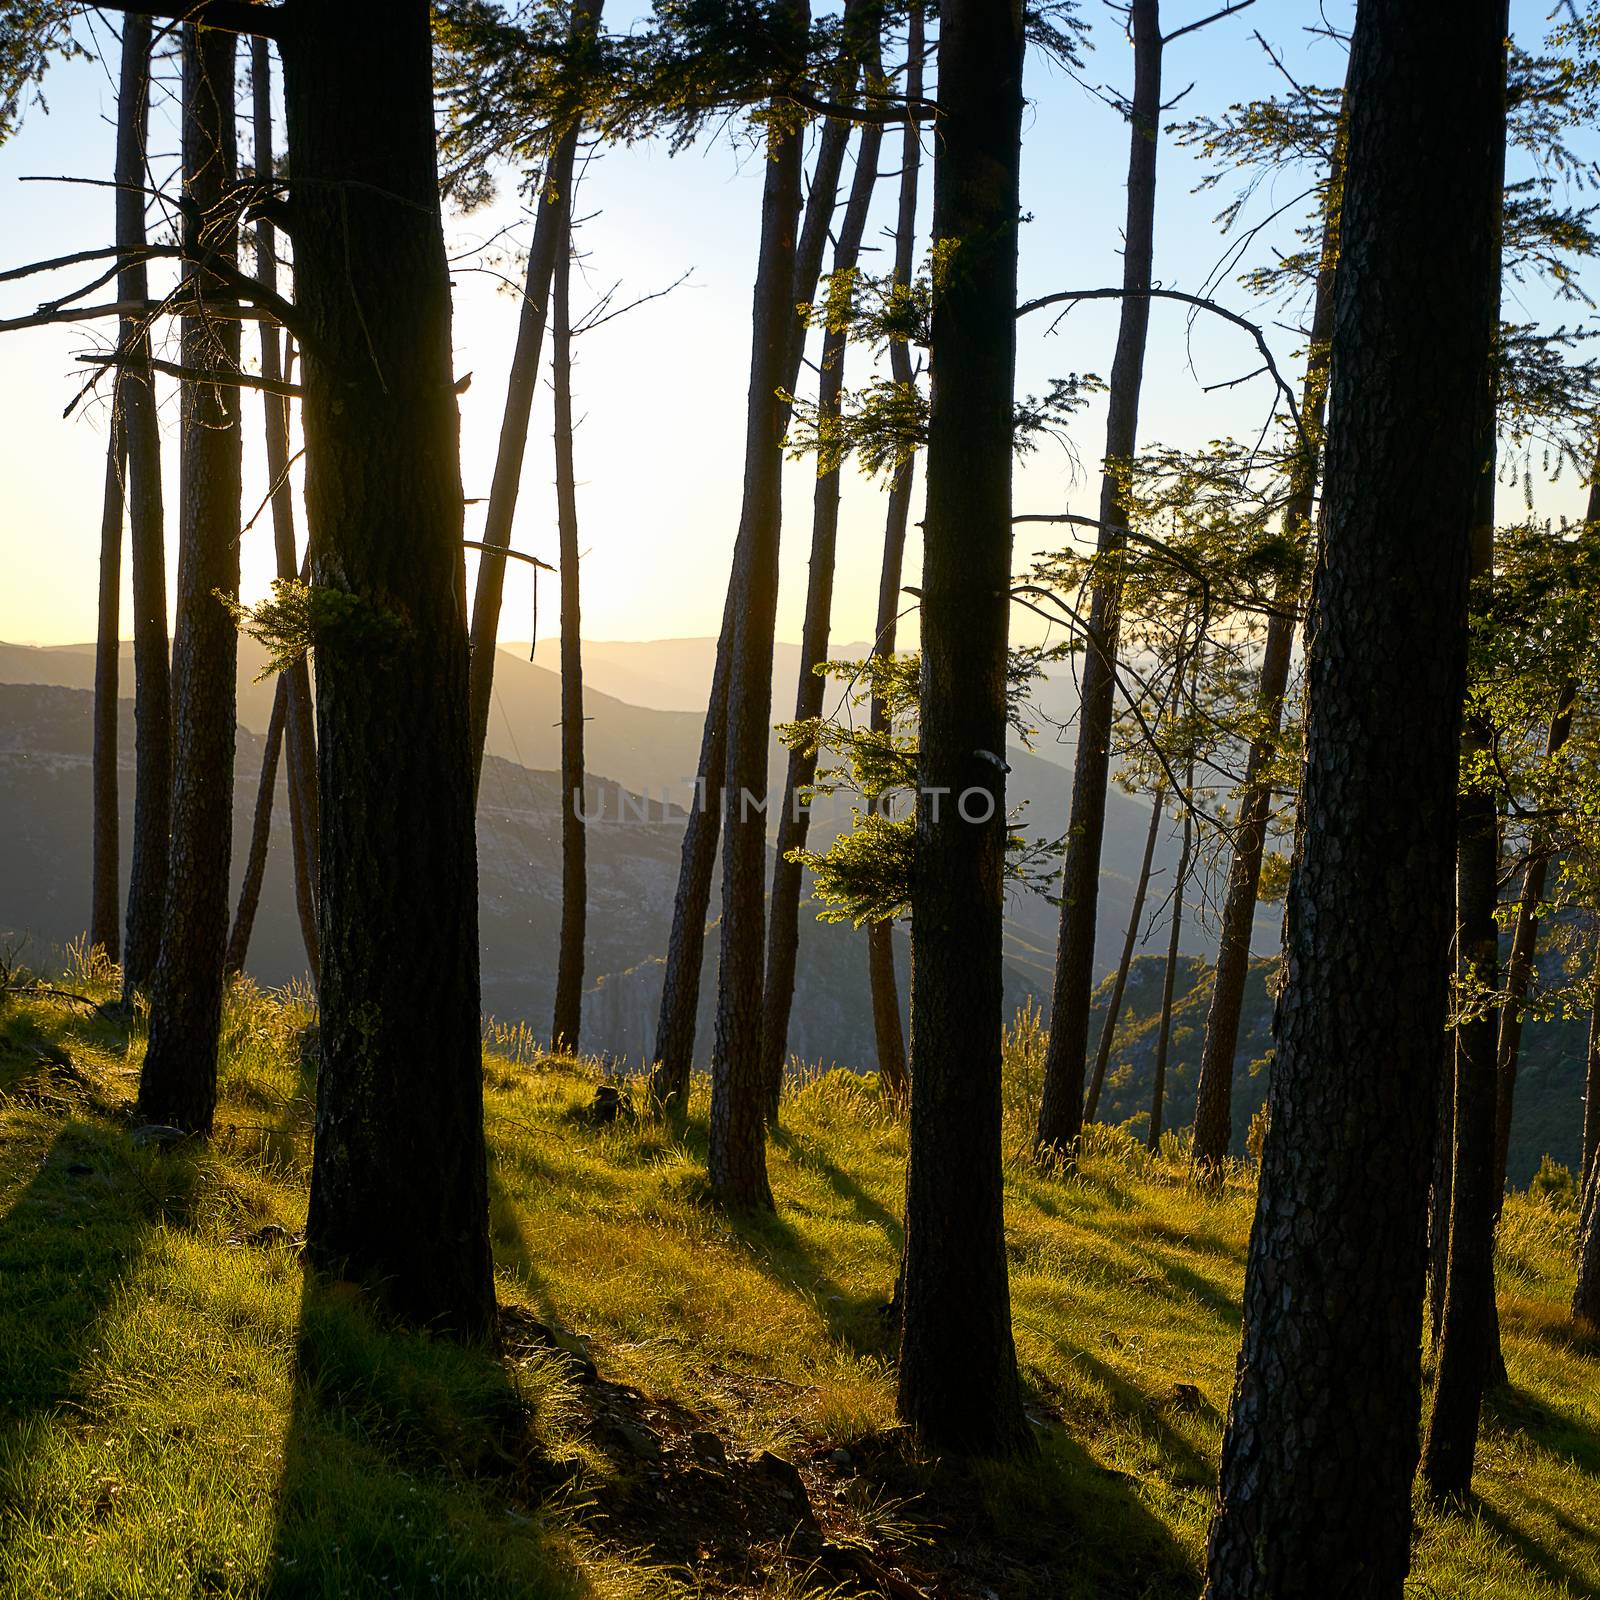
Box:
0, 965, 1596, 1597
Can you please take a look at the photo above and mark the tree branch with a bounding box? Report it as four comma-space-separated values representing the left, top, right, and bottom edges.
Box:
87, 1, 288, 40
75, 350, 302, 398
0, 298, 282, 334
1162, 0, 1256, 47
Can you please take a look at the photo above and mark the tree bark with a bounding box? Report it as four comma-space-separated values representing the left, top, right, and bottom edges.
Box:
864, 2, 922, 1107
1575, 1154, 1600, 1323
896, 0, 1028, 1458
466, 0, 605, 794
1036, 0, 1163, 1159
1189, 103, 1345, 1179
1148, 795, 1190, 1153
1584, 925, 1600, 1189
224, 673, 288, 976
117, 13, 172, 1001
648, 41, 864, 1107
1084, 783, 1163, 1124
760, 107, 884, 1119
551, 221, 587, 1055
282, 0, 495, 1338
707, 7, 809, 1207
90, 415, 125, 962
252, 38, 320, 987
1203, 2, 1506, 1590
137, 24, 242, 1136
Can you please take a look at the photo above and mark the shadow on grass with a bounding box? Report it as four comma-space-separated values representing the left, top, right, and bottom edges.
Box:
1477, 1500, 1600, 1600
1488, 1382, 1600, 1483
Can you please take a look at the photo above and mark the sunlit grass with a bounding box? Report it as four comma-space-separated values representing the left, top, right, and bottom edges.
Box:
0, 971, 1595, 1596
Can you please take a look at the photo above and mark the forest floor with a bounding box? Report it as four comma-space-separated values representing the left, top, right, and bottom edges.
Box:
1, 967, 1598, 1599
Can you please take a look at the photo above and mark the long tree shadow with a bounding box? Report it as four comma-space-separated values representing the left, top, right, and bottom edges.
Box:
1477, 1501, 1600, 1600
1487, 1382, 1600, 1483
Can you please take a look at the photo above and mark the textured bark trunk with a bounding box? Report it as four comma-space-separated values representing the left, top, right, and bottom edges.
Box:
707, 12, 809, 1207
1494, 672, 1583, 1197
896, 0, 1028, 1458
91, 419, 125, 962
760, 107, 884, 1119
252, 41, 320, 987
1084, 784, 1163, 1124
649, 47, 864, 1106
1189, 108, 1345, 1177
551, 225, 587, 1055
1584, 929, 1600, 1189
1148, 794, 1190, 1153
466, 0, 604, 792
283, 0, 495, 1338
224, 673, 288, 976
1035, 0, 1163, 1159
1575, 1157, 1600, 1323
136, 25, 242, 1136
118, 14, 172, 1001
1428, 1028, 1455, 1350
1204, 2, 1506, 1590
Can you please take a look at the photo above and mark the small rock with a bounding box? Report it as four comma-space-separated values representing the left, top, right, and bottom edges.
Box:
1163, 1382, 1204, 1412
690, 1430, 728, 1467
589, 1083, 626, 1124
612, 1417, 662, 1460
131, 1123, 187, 1149
827, 1446, 853, 1470
754, 1451, 817, 1529
248, 1224, 294, 1249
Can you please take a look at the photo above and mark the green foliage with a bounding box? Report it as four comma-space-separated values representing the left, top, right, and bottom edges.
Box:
0, 0, 80, 147
219, 578, 410, 677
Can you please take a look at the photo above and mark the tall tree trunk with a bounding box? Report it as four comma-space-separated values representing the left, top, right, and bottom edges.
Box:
896, 0, 1028, 1457
1035, 0, 1163, 1159
760, 108, 884, 1118
1084, 783, 1163, 1124
1203, 1, 1506, 1590
648, 51, 864, 1107
1584, 926, 1600, 1189
1575, 1156, 1600, 1323
137, 24, 242, 1136
283, 0, 495, 1338
551, 222, 587, 1054
225, 674, 288, 975
1189, 101, 1346, 1179
707, 4, 809, 1207
466, 0, 604, 793
91, 419, 125, 962
1148, 796, 1190, 1153
1494, 671, 1583, 1196
252, 40, 320, 987
118, 13, 171, 1001
864, 2, 922, 1106
1429, 1028, 1456, 1349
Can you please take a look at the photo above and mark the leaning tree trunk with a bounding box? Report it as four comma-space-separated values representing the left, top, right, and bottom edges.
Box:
896, 0, 1029, 1458
137, 25, 242, 1137
1494, 668, 1584, 1196
90, 416, 125, 962
1203, 3, 1506, 1592
252, 39, 320, 986
283, 0, 495, 1338
1189, 101, 1345, 1178
1084, 783, 1163, 1124
118, 13, 171, 1001
1148, 792, 1191, 1154
760, 107, 884, 1119
1036, 0, 1164, 1159
466, 0, 604, 792
551, 223, 588, 1055
225, 674, 288, 975
648, 47, 864, 1106
864, 1, 923, 1106
707, 9, 809, 1208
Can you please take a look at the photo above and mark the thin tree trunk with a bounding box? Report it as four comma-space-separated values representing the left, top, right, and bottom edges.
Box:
137, 25, 242, 1136
1575, 1154, 1600, 1322
1189, 96, 1346, 1178
648, 60, 860, 1108
118, 13, 171, 1001
1148, 805, 1190, 1154
708, 6, 809, 1207
252, 40, 319, 987
283, 0, 495, 1338
1584, 923, 1600, 1189
1203, 1, 1506, 1586
90, 418, 125, 962
467, 0, 604, 794
760, 106, 884, 1119
551, 222, 587, 1055
864, 2, 922, 1107
1084, 783, 1163, 1124
1429, 1027, 1456, 1350
225, 673, 288, 976
896, 0, 1028, 1458
1036, 0, 1163, 1159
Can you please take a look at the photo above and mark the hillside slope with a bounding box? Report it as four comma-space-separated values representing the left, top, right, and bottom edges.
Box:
0, 979, 1595, 1599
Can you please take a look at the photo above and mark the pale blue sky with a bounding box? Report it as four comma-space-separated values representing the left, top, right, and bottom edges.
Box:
0, 0, 1588, 651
